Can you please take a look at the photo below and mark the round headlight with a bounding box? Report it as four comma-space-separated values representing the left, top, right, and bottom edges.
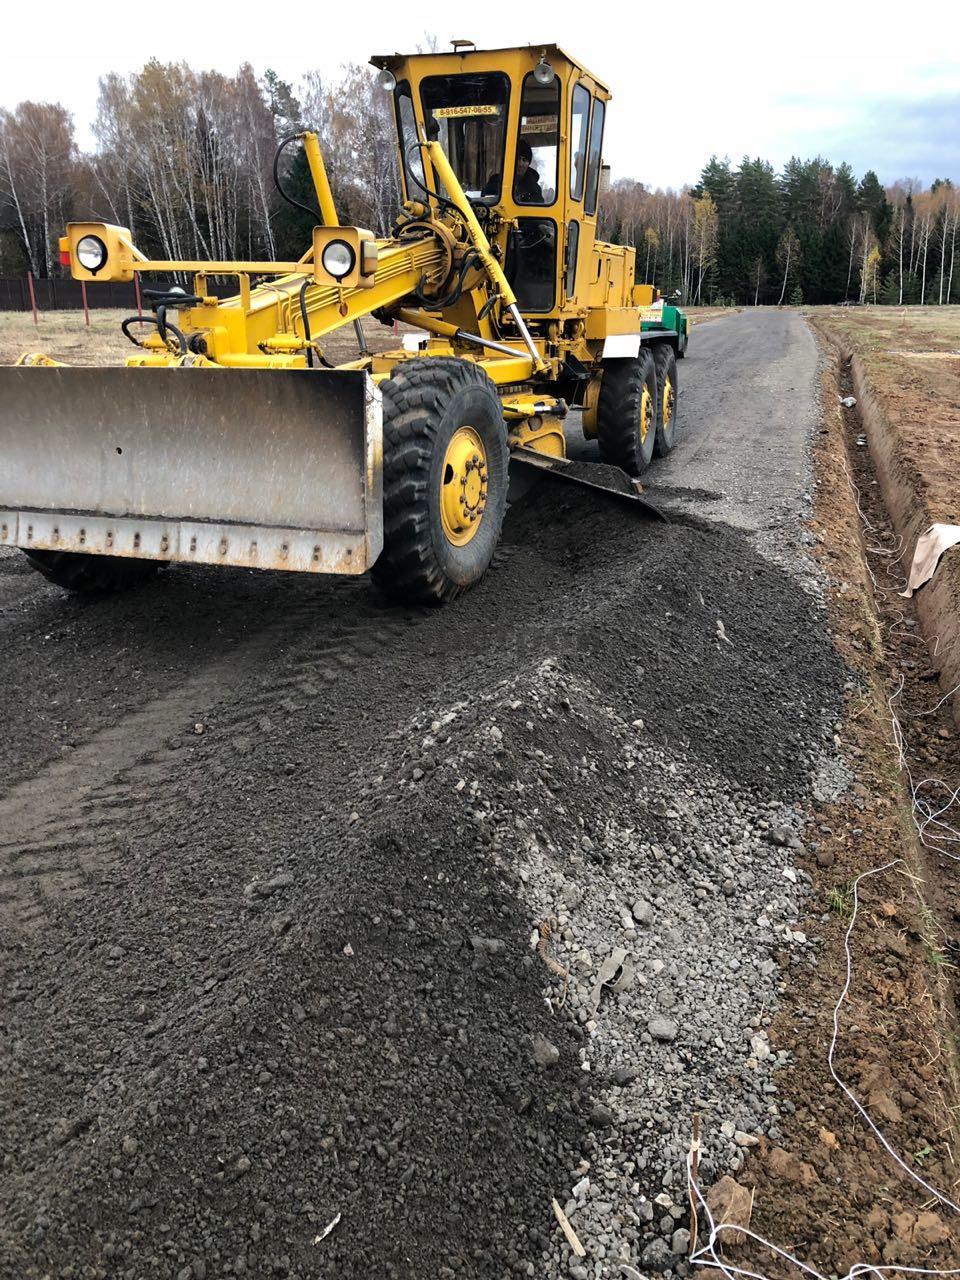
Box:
533, 57, 555, 86
377, 68, 397, 92
76, 234, 107, 273
321, 239, 355, 280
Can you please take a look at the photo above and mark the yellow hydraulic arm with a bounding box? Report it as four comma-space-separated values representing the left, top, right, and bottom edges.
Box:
57, 133, 547, 375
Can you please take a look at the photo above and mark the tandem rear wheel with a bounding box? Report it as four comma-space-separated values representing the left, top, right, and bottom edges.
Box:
596, 348, 658, 476
652, 343, 679, 458
372, 357, 509, 605
595, 343, 679, 474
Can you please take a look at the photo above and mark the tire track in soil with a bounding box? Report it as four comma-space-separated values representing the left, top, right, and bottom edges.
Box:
0, 547, 522, 935
0, 564, 364, 793
0, 592, 433, 933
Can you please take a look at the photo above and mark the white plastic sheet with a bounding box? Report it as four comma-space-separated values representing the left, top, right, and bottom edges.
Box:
900, 522, 960, 598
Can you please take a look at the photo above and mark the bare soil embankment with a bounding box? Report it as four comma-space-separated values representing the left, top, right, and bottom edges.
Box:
811, 307, 960, 716
682, 305, 740, 331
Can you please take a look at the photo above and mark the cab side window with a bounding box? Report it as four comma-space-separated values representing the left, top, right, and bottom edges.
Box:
584, 97, 606, 216
394, 82, 425, 196
564, 220, 580, 299
514, 71, 560, 205
569, 84, 590, 202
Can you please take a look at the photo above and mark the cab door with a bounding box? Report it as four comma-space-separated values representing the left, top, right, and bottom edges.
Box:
502, 69, 561, 314
564, 82, 607, 308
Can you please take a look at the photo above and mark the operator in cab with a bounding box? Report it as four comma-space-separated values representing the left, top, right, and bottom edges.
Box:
482, 139, 543, 203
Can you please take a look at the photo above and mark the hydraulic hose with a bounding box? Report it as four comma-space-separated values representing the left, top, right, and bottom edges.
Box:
120, 313, 188, 356
298, 279, 314, 368
405, 143, 464, 223
297, 279, 333, 368
273, 135, 321, 222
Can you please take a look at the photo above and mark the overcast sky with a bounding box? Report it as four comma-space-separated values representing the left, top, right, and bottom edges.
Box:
2, 0, 958, 189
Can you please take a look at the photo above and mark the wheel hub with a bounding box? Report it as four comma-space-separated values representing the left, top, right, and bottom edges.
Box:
639, 386, 654, 444
662, 375, 674, 427
440, 426, 488, 546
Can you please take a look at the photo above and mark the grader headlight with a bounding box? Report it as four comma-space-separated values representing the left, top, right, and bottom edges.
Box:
76, 235, 108, 273
65, 223, 136, 282
313, 226, 378, 289
322, 239, 356, 280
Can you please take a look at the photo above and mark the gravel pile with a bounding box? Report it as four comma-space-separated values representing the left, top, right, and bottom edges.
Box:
365, 638, 845, 1276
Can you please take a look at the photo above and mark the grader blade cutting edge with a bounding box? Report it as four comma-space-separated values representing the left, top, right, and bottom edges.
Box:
509, 448, 668, 522
0, 366, 383, 574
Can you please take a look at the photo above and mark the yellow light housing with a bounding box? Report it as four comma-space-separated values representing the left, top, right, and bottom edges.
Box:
66, 222, 136, 282
312, 226, 378, 289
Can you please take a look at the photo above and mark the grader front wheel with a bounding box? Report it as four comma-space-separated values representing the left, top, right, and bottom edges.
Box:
372, 358, 509, 605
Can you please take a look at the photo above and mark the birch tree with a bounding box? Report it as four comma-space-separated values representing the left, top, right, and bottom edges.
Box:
776, 226, 800, 306
643, 226, 659, 282
691, 192, 718, 304
912, 191, 936, 304
0, 102, 75, 275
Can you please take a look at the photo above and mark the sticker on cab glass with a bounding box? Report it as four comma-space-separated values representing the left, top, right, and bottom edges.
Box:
433, 105, 500, 118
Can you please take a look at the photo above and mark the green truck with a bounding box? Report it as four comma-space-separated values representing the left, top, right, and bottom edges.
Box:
638, 291, 690, 358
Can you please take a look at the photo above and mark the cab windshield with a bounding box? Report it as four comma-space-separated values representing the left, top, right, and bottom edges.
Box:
420, 73, 511, 200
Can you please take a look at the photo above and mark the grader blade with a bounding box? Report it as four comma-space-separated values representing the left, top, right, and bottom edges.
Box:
0, 366, 383, 574
509, 448, 668, 522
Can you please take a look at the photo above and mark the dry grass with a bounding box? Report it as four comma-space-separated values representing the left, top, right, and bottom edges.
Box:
684, 305, 740, 327
0, 309, 133, 366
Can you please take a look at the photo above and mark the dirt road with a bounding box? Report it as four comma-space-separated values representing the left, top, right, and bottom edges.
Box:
0, 312, 954, 1278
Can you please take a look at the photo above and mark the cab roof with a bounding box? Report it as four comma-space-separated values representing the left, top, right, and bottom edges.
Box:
370, 43, 610, 96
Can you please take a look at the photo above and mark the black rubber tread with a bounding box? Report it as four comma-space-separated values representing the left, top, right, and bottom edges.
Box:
652, 343, 679, 459
23, 550, 161, 594
595, 348, 658, 477
371, 357, 509, 605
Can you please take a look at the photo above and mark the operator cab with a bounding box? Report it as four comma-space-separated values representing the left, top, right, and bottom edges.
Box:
373, 43, 610, 322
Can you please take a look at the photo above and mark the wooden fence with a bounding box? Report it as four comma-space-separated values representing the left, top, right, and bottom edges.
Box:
0, 275, 237, 313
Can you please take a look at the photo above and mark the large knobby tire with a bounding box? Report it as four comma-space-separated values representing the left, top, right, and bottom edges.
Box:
23, 550, 161, 594
652, 343, 679, 458
596, 348, 658, 476
372, 357, 509, 605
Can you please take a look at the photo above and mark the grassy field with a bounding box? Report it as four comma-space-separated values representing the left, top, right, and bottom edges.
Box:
811, 306, 960, 526
0, 309, 133, 366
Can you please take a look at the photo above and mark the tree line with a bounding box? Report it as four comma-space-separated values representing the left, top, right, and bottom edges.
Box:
599, 157, 959, 306
0, 61, 400, 279
1, 60, 957, 307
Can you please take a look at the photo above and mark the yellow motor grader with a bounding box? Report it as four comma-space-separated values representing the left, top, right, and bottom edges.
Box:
0, 43, 685, 603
